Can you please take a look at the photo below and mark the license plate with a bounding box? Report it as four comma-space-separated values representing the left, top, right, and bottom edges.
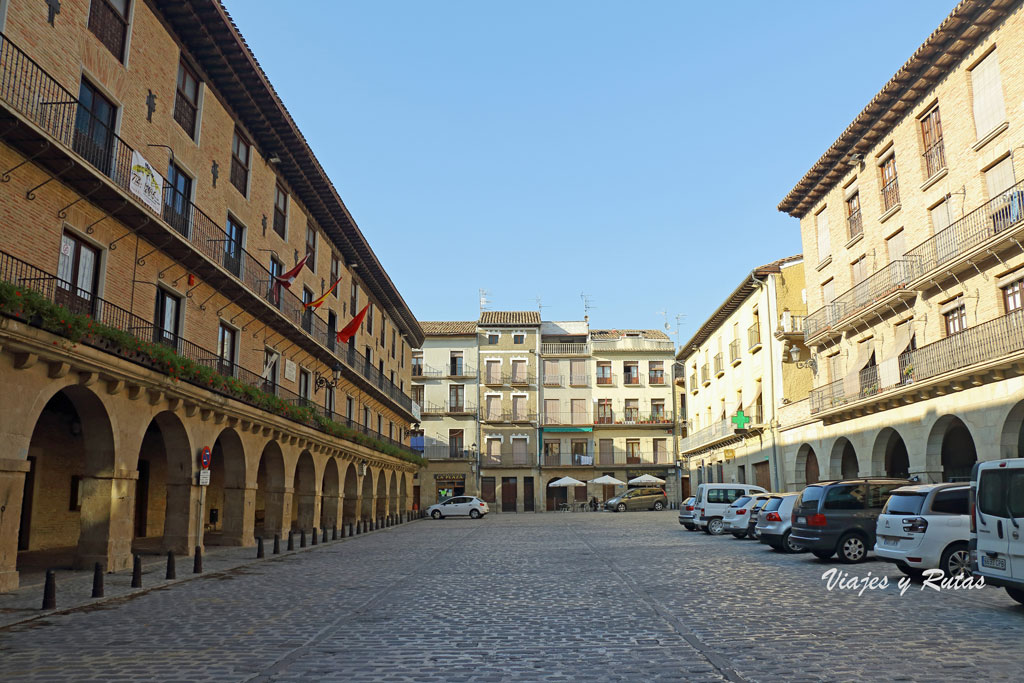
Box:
981, 555, 1007, 571
797, 517, 806, 524
880, 536, 898, 546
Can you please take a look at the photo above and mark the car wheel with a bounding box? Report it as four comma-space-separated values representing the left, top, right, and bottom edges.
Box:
653, 501, 665, 511
778, 532, 802, 552
707, 518, 725, 535
731, 530, 747, 539
616, 503, 627, 513
896, 561, 924, 579
469, 509, 481, 519
837, 533, 868, 564
1006, 587, 1024, 605
431, 510, 441, 520
812, 549, 834, 560
684, 524, 696, 531
939, 542, 970, 578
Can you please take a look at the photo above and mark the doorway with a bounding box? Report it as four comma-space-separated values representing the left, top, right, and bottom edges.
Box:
523, 477, 534, 512
501, 477, 517, 512
753, 461, 770, 490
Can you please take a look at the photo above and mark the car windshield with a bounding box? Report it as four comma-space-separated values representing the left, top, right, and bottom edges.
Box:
884, 492, 926, 515
731, 496, 752, 508
762, 497, 784, 512
797, 486, 825, 509
684, 497, 695, 505
752, 498, 769, 511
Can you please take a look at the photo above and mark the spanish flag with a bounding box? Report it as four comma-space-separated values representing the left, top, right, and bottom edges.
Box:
336, 304, 369, 344
303, 275, 344, 310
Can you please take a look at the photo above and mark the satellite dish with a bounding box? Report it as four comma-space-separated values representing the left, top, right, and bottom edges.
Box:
664, 322, 670, 330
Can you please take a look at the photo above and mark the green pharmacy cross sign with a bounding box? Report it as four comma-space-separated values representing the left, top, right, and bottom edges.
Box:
732, 409, 751, 431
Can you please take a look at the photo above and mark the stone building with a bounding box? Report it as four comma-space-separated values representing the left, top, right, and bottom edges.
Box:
678, 256, 812, 491
777, 0, 1024, 488
0, 0, 423, 592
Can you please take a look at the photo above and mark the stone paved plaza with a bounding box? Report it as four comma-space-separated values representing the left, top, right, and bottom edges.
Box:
0, 512, 1023, 681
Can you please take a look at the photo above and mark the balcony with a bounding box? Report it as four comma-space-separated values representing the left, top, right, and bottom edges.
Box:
748, 323, 762, 352
446, 362, 475, 378
810, 308, 1024, 418
541, 342, 590, 356
596, 372, 616, 387
713, 353, 724, 378
905, 179, 1024, 289
542, 411, 592, 426
591, 337, 675, 352
508, 371, 535, 386
803, 260, 916, 344
483, 371, 504, 386
689, 372, 698, 394
593, 411, 673, 427
569, 374, 590, 386
543, 374, 562, 387
700, 364, 710, 386
847, 209, 863, 240
0, 251, 422, 462
775, 313, 805, 341
422, 401, 477, 416
923, 140, 946, 180
482, 448, 532, 467
0, 33, 416, 419
729, 339, 741, 366
679, 419, 743, 454
881, 176, 900, 212
482, 410, 537, 424
412, 363, 443, 379
622, 371, 644, 386
423, 443, 476, 460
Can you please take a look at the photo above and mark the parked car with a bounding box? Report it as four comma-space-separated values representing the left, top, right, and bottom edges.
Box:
756, 492, 804, 553
722, 495, 759, 538
605, 487, 667, 512
971, 459, 1024, 605
678, 496, 697, 530
427, 496, 489, 519
745, 495, 773, 540
875, 483, 970, 578
694, 483, 767, 535
790, 478, 911, 563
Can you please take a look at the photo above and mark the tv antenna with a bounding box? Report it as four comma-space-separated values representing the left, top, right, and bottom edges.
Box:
479, 288, 491, 314
536, 296, 547, 315
580, 292, 594, 318
658, 311, 686, 349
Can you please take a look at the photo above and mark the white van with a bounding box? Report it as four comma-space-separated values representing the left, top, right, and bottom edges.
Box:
970, 459, 1024, 605
693, 483, 767, 535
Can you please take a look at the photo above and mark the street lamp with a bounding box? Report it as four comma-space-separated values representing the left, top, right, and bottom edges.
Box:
788, 344, 817, 375
314, 362, 343, 393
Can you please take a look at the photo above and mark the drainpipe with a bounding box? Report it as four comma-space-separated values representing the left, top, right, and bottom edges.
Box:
751, 272, 783, 493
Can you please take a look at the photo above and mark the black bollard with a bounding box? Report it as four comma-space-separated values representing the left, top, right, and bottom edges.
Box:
166, 550, 176, 580
131, 554, 142, 588
346, 522, 352, 537
287, 530, 294, 551
91, 562, 104, 598
323, 527, 329, 543
355, 520, 361, 535
273, 534, 281, 555
41, 569, 56, 610
257, 537, 265, 559
193, 546, 203, 574
332, 524, 337, 541
300, 529, 307, 548
311, 528, 318, 546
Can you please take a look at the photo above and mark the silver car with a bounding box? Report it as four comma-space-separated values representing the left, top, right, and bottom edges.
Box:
755, 492, 804, 553
678, 496, 697, 530
722, 495, 760, 538
427, 496, 489, 519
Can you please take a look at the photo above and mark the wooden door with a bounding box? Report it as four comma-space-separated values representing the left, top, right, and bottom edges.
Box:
56, 231, 100, 316
753, 461, 771, 490
523, 477, 535, 512
481, 477, 496, 504
501, 477, 517, 512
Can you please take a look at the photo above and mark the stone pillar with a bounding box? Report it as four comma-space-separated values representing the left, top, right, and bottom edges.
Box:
76, 469, 137, 572
321, 493, 342, 532
162, 481, 200, 555
264, 487, 291, 538
220, 486, 256, 547
346, 495, 362, 525
296, 491, 318, 531
0, 459, 30, 592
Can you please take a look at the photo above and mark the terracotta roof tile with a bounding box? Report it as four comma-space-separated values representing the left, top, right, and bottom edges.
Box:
590, 329, 670, 340
479, 311, 541, 326
420, 321, 477, 336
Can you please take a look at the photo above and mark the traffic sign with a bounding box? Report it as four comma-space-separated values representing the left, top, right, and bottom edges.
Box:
200, 446, 212, 470
198, 470, 211, 486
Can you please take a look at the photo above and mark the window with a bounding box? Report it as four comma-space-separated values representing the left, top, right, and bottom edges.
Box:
571, 440, 588, 465
815, 208, 830, 262
821, 278, 835, 305
224, 216, 244, 277
486, 438, 501, 460
851, 255, 867, 284
365, 346, 372, 366
624, 399, 639, 422
920, 106, 945, 178
412, 352, 423, 376
305, 222, 317, 272
346, 396, 354, 421
217, 323, 236, 376
513, 395, 528, 421
174, 60, 199, 137
596, 361, 612, 384
596, 399, 612, 424
570, 359, 586, 385
487, 333, 499, 345
391, 330, 397, 359
349, 281, 358, 315
485, 395, 501, 421
626, 440, 641, 464
648, 361, 664, 384
367, 304, 374, 336
513, 333, 525, 344
651, 399, 665, 421
543, 440, 561, 466
268, 257, 283, 309
846, 192, 862, 240
449, 385, 464, 411
263, 348, 279, 393
511, 359, 527, 383
823, 484, 866, 510
1004, 277, 1023, 313
56, 231, 100, 315
886, 229, 906, 263
230, 129, 250, 195
273, 185, 288, 238
70, 475, 83, 512
653, 439, 667, 464
301, 288, 314, 333
970, 49, 1005, 138
325, 386, 335, 417
89, 0, 129, 61
74, 80, 117, 176
880, 155, 900, 211
570, 398, 587, 424
449, 351, 464, 376
298, 369, 311, 403
623, 362, 639, 385
154, 289, 180, 348
944, 303, 967, 336
869, 483, 905, 509
363, 407, 370, 427
485, 360, 501, 384
985, 156, 1015, 200
930, 488, 969, 515
930, 200, 952, 237
163, 162, 192, 237
411, 385, 424, 406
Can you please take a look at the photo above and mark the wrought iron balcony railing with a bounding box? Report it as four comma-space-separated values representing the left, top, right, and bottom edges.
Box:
748, 323, 762, 351
540, 342, 590, 355
729, 339, 741, 364
542, 411, 592, 426
847, 209, 863, 240
593, 411, 673, 426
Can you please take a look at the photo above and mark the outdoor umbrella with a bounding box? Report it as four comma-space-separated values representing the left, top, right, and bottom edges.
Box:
548, 476, 585, 487
589, 475, 626, 485
628, 474, 666, 485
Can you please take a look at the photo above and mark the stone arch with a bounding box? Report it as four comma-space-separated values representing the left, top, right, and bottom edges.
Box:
871, 427, 910, 478
342, 463, 359, 525
375, 469, 387, 519
829, 437, 859, 480
1000, 399, 1024, 459
291, 450, 317, 532
546, 477, 568, 511
320, 458, 341, 532
399, 474, 409, 515
133, 411, 193, 555
388, 471, 399, 516
360, 469, 374, 521
795, 444, 820, 486
204, 427, 247, 546
254, 440, 286, 539
927, 415, 977, 482
18, 385, 119, 571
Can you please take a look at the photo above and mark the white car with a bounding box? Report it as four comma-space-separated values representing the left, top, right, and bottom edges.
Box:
722, 495, 761, 538
427, 496, 489, 519
875, 483, 970, 578
971, 458, 1024, 605
693, 483, 767, 535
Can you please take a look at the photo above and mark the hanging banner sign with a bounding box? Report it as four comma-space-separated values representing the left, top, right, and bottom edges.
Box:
129, 150, 164, 213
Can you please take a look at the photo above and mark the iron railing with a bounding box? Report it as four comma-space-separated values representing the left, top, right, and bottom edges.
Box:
748, 323, 761, 350
923, 140, 946, 179
777, 314, 805, 336
700, 364, 710, 385
622, 372, 644, 386
0, 251, 420, 457
805, 260, 916, 340
881, 176, 900, 211
569, 374, 590, 386
847, 209, 863, 240
542, 410, 592, 426
593, 411, 673, 426
713, 353, 724, 376
729, 339, 741, 363
540, 342, 589, 355
0, 32, 414, 414
596, 373, 616, 386
679, 419, 735, 453
542, 374, 562, 386
447, 362, 475, 377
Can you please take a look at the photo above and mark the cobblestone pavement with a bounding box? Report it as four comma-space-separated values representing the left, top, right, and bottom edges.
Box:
1, 512, 1023, 681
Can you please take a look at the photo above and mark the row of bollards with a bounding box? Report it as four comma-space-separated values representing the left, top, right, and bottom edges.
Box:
41, 511, 423, 610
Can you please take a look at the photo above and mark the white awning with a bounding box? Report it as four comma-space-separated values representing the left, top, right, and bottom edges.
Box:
879, 322, 914, 388
842, 339, 875, 398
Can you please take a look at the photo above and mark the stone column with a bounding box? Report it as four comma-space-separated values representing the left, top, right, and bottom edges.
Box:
321, 493, 342, 532
76, 469, 137, 571
0, 459, 30, 592
220, 485, 256, 546
264, 487, 291, 538
296, 491, 318, 531
162, 480, 200, 555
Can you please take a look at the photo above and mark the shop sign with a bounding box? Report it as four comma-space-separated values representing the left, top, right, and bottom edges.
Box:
129, 150, 163, 213
434, 473, 466, 482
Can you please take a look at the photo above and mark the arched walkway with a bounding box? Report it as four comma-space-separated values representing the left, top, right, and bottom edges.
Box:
204, 427, 247, 546
254, 441, 286, 539
361, 470, 375, 522
133, 411, 192, 555
927, 415, 977, 482
872, 428, 909, 478
830, 438, 859, 480
320, 458, 340, 532
1001, 399, 1024, 459
291, 450, 317, 532
18, 386, 116, 572
795, 444, 819, 486
375, 471, 387, 520
342, 463, 359, 525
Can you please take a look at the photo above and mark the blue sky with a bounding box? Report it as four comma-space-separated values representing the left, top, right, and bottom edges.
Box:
223, 1, 955, 345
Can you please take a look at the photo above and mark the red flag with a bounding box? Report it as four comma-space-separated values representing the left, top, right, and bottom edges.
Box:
304, 275, 343, 310
336, 304, 369, 344
274, 253, 310, 289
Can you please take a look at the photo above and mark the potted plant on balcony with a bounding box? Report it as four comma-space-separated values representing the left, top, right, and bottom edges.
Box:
902, 364, 914, 384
